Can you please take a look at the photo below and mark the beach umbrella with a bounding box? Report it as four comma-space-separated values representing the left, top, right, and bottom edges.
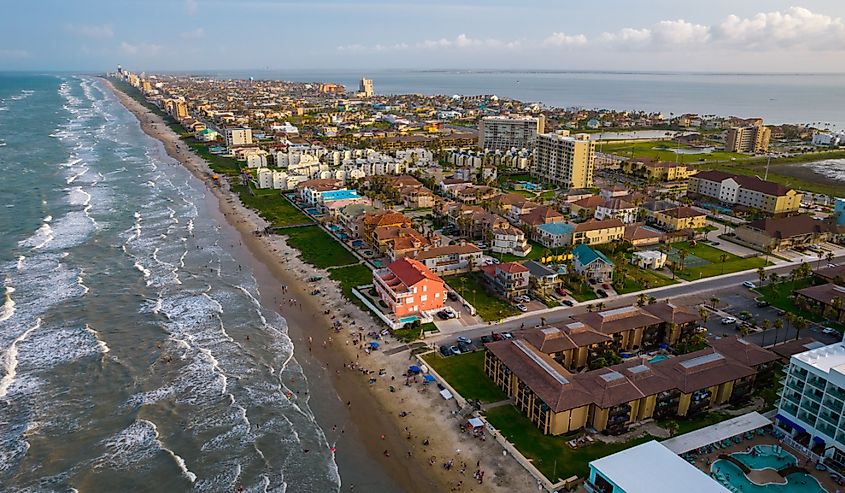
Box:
369, 342, 380, 349
408, 365, 421, 374
423, 375, 435, 383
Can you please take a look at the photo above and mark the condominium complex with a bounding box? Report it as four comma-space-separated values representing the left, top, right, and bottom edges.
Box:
725, 124, 771, 153
224, 127, 253, 147
478, 115, 545, 152
688, 170, 802, 214
532, 130, 595, 188
359, 78, 374, 97
776, 341, 845, 466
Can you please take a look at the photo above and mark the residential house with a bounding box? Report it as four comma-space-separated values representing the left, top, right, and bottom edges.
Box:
534, 222, 576, 249
491, 222, 532, 257
653, 207, 707, 231
481, 262, 530, 299
359, 211, 410, 243
734, 215, 836, 252
573, 218, 626, 246
570, 195, 605, 219
595, 198, 638, 224
518, 205, 565, 229
624, 224, 665, 246
373, 257, 446, 318
600, 185, 629, 200
413, 244, 482, 276
296, 178, 345, 205
523, 260, 562, 297
572, 244, 614, 282
632, 250, 667, 270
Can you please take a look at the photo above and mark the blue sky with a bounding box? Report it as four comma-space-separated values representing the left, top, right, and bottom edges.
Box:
2, 1, 844, 72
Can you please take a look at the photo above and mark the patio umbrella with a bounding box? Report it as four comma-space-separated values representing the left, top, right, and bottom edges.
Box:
408, 365, 421, 374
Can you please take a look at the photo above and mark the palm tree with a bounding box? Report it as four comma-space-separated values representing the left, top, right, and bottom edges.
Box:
757, 267, 766, 287
773, 318, 784, 346
719, 253, 729, 274
637, 293, 648, 307
710, 296, 720, 309
596, 301, 606, 311
817, 250, 825, 271
677, 248, 689, 273
826, 251, 835, 266
794, 316, 809, 341
540, 316, 547, 327
648, 296, 657, 305
698, 306, 709, 326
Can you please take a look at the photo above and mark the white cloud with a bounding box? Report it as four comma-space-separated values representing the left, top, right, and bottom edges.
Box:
65, 23, 114, 39
714, 7, 845, 49
180, 28, 205, 39
120, 41, 162, 56
185, 0, 198, 15
543, 32, 588, 47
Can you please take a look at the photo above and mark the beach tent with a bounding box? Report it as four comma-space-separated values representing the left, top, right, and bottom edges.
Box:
369, 342, 380, 350
468, 418, 484, 429
423, 375, 436, 384
439, 389, 453, 400
408, 365, 422, 375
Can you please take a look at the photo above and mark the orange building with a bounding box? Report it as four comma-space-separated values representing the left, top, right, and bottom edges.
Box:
373, 258, 446, 318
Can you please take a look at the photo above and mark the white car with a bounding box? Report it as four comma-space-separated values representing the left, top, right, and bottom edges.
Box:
516, 303, 528, 312
721, 317, 737, 325
742, 281, 756, 289
823, 327, 838, 335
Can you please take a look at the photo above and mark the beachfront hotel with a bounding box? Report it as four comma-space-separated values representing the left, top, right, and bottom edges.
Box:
687, 170, 802, 214
776, 341, 845, 466
484, 335, 777, 435
531, 130, 595, 189
478, 115, 545, 152
725, 123, 771, 154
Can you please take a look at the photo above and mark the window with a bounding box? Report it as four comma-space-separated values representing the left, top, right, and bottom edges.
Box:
420, 295, 428, 302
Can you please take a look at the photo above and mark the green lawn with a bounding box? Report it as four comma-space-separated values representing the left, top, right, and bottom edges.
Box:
602, 140, 745, 164
329, 263, 373, 298
756, 278, 845, 330
485, 405, 654, 482
656, 411, 729, 436
495, 240, 550, 263
566, 280, 599, 302
284, 225, 358, 269
232, 185, 311, 227
186, 139, 241, 176
666, 241, 768, 281
615, 267, 676, 294
393, 322, 438, 342
421, 351, 508, 403
447, 273, 520, 321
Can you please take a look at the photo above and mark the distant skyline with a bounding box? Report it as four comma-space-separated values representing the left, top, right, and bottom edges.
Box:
2, 1, 845, 72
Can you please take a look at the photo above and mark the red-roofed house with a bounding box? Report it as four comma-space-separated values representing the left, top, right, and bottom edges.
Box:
481, 262, 530, 299
373, 258, 447, 318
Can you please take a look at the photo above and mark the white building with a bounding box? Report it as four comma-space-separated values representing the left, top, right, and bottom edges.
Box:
632, 250, 667, 270
245, 150, 269, 169
812, 131, 844, 147
224, 127, 253, 147
359, 78, 374, 97
777, 341, 845, 465
478, 115, 544, 152
595, 198, 638, 224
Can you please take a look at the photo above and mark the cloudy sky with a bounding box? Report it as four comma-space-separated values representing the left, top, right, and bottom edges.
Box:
2, 1, 844, 72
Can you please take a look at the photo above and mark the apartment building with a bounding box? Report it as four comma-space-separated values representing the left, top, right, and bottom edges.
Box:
224, 127, 253, 147
572, 218, 625, 246
621, 159, 697, 182
478, 115, 545, 152
595, 198, 638, 224
359, 77, 374, 97
652, 206, 707, 231
485, 336, 775, 435
726, 124, 771, 153
373, 257, 446, 318
776, 342, 845, 464
532, 130, 595, 188
688, 170, 802, 214
734, 214, 836, 252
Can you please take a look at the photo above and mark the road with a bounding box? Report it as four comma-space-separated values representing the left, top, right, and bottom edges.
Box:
429, 251, 845, 346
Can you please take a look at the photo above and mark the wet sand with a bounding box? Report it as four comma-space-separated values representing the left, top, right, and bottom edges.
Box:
103, 79, 536, 493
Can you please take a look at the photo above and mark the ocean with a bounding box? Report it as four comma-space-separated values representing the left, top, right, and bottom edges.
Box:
0, 75, 340, 491
208, 69, 845, 129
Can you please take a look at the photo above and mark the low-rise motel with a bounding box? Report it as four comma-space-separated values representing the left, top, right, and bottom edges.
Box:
484, 309, 778, 435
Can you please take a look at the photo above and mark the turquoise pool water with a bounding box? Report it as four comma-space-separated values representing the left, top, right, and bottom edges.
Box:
710, 445, 827, 493
649, 355, 669, 363
399, 315, 420, 324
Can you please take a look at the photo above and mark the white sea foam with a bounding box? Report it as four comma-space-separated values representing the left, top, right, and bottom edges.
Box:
68, 186, 91, 206
19, 222, 55, 250
0, 318, 41, 398
84, 324, 109, 354
16, 256, 24, 270
186, 219, 194, 234
0, 285, 16, 323
134, 261, 151, 280
77, 271, 90, 296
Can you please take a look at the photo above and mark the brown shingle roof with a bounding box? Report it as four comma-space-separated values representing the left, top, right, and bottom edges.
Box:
745, 215, 833, 239
413, 244, 481, 260
709, 336, 780, 368
574, 218, 625, 232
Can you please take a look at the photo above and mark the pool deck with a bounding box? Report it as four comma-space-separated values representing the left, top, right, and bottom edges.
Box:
690, 434, 839, 492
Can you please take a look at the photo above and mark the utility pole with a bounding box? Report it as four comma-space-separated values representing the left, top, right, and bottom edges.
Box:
764, 154, 771, 181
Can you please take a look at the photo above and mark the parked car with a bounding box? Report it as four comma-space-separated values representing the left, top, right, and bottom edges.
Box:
601, 283, 610, 290
437, 311, 450, 320
721, 317, 737, 325
516, 303, 528, 312
695, 326, 708, 333
823, 327, 838, 335
449, 345, 462, 355
457, 336, 472, 345
447, 291, 459, 302
491, 333, 504, 341
563, 299, 575, 307
597, 289, 608, 298
755, 299, 770, 307
588, 279, 597, 285
738, 311, 752, 320
439, 345, 451, 357
480, 335, 492, 344
457, 342, 471, 353
556, 287, 568, 296
711, 242, 720, 246
501, 332, 513, 339
742, 281, 756, 289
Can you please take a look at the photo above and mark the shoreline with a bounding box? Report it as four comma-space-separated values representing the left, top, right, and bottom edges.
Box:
101, 78, 428, 492
103, 78, 535, 493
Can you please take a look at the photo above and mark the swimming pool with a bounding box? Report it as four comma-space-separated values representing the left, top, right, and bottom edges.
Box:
710, 445, 826, 493
649, 355, 669, 363
399, 315, 419, 324
305, 207, 320, 215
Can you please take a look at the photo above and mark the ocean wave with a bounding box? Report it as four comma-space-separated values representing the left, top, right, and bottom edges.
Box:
802, 159, 845, 182
77, 270, 90, 296
95, 418, 196, 483
19, 222, 54, 250
17, 325, 109, 371
68, 186, 91, 206
0, 318, 41, 398
0, 285, 16, 323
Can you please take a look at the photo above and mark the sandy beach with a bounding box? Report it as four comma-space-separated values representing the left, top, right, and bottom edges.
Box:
102, 79, 536, 493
